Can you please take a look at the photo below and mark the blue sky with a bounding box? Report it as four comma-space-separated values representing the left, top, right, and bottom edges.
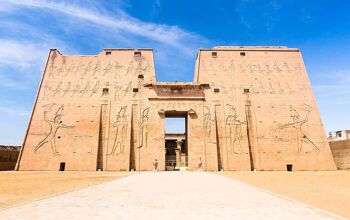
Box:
0, 0, 349, 145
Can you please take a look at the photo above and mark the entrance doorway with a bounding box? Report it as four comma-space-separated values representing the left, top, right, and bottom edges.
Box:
59, 162, 65, 171
164, 112, 188, 171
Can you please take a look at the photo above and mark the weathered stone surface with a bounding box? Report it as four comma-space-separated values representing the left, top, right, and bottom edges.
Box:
16, 46, 336, 171
0, 145, 20, 171
329, 140, 350, 170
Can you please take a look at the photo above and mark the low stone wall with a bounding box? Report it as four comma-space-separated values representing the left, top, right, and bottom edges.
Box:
0, 146, 20, 171
329, 140, 350, 170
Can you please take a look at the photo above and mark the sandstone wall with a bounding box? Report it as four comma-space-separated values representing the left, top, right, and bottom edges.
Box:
329, 140, 350, 170
194, 46, 336, 171
17, 49, 163, 171
0, 147, 20, 171
16, 46, 336, 171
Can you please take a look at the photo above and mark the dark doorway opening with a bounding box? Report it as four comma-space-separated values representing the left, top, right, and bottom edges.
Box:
164, 112, 188, 171
59, 162, 65, 171
286, 164, 293, 171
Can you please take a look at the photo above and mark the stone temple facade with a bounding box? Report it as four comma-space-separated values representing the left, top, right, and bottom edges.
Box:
16, 46, 336, 171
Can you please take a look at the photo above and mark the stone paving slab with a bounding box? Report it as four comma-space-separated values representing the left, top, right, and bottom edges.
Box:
0, 172, 343, 220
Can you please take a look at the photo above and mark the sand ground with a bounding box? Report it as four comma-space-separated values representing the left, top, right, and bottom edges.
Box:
0, 171, 130, 209
0, 172, 342, 220
219, 171, 350, 219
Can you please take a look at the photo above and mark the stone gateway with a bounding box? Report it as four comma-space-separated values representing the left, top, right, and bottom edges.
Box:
16, 46, 336, 171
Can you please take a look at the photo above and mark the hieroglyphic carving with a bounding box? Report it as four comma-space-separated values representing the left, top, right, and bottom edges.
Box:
278, 104, 320, 153
138, 107, 149, 149
276, 82, 284, 94
273, 62, 282, 73
203, 106, 215, 151
265, 64, 272, 75
102, 62, 113, 76
283, 62, 292, 74
73, 62, 81, 76
205, 59, 302, 80
114, 61, 124, 78
135, 57, 150, 75
42, 80, 101, 97
225, 104, 246, 154
133, 81, 142, 97
90, 81, 99, 96
63, 63, 75, 76
82, 61, 92, 76
79, 81, 90, 96
92, 61, 101, 75
122, 81, 132, 97
56, 62, 66, 76
47, 62, 57, 77
52, 81, 63, 97
109, 106, 128, 155
62, 82, 71, 97
71, 82, 81, 97
34, 105, 74, 155
43, 83, 50, 97
203, 106, 213, 138
125, 60, 134, 76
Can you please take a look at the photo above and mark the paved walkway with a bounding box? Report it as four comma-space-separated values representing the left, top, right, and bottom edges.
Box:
0, 172, 343, 220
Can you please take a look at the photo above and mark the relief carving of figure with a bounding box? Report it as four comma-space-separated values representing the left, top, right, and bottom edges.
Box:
225, 104, 246, 154
34, 105, 74, 155
283, 62, 292, 73
92, 61, 101, 75
278, 104, 319, 153
52, 81, 63, 97
126, 60, 134, 75
43, 84, 50, 97
109, 106, 128, 155
90, 81, 99, 96
102, 62, 113, 76
273, 62, 282, 73
227, 60, 235, 75
82, 61, 92, 76
114, 61, 124, 78
80, 81, 90, 96
203, 107, 213, 138
264, 64, 272, 75
62, 82, 71, 97
48, 62, 56, 77
63, 63, 75, 76
122, 81, 132, 97
56, 62, 66, 76
135, 57, 150, 75
138, 107, 149, 149
203, 107, 215, 149
71, 82, 81, 97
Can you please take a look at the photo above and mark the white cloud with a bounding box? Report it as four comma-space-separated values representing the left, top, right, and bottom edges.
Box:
0, 39, 47, 69
4, 0, 208, 56
0, 0, 213, 145
0, 37, 74, 88
0, 106, 29, 117
0, 1, 15, 12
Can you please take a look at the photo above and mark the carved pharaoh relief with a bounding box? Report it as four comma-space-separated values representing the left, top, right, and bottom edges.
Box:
276, 104, 320, 154
34, 104, 74, 156
138, 107, 150, 149
109, 106, 128, 155
225, 104, 246, 154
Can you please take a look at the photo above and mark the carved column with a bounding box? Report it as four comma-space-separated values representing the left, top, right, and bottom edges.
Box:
175, 139, 182, 168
